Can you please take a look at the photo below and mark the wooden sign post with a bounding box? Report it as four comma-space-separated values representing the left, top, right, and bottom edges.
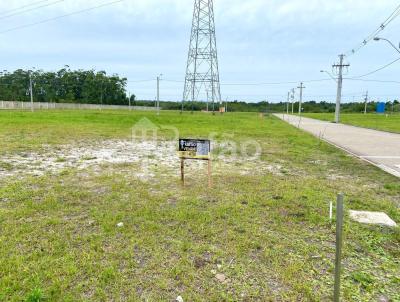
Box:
178, 139, 212, 187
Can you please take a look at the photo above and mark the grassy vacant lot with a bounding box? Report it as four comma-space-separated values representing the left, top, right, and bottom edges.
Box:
0, 110, 399, 301
304, 113, 400, 133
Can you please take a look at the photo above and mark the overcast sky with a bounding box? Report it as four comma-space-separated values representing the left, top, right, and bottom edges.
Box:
0, 0, 399, 102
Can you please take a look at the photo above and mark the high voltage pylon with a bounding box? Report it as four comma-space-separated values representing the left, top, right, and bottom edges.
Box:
182, 0, 222, 113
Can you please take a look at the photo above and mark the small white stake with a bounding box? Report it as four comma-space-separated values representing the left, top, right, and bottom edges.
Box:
329, 201, 333, 221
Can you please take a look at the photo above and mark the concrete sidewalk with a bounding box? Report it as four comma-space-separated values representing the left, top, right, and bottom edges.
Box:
275, 114, 400, 178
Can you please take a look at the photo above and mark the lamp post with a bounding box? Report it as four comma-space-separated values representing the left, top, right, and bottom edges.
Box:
157, 74, 162, 116
322, 53, 350, 124
29, 68, 35, 112
320, 70, 338, 83
374, 37, 400, 115
373, 37, 400, 54
286, 91, 290, 115
291, 88, 295, 114
320, 70, 339, 118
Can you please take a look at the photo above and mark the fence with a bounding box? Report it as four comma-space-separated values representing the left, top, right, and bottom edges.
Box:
0, 101, 156, 111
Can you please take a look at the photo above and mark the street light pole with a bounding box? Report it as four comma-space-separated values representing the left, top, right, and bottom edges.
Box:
320, 70, 338, 83
29, 70, 34, 112
373, 37, 400, 116
157, 74, 162, 116
364, 91, 368, 115
374, 37, 400, 54
100, 79, 104, 111
297, 82, 305, 115
286, 91, 290, 115
332, 55, 350, 123
291, 88, 295, 114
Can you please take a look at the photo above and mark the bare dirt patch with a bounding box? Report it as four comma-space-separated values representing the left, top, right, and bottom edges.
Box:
0, 140, 287, 180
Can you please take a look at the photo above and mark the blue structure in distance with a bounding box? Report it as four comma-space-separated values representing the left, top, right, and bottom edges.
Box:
376, 102, 386, 114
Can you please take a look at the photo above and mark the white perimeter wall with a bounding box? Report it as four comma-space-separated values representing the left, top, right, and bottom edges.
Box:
0, 101, 156, 111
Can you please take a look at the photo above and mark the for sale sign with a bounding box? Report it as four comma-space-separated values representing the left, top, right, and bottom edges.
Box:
178, 139, 211, 159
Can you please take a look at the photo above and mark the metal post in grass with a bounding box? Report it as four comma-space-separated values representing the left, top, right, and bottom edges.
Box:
334, 193, 344, 302
29, 70, 34, 112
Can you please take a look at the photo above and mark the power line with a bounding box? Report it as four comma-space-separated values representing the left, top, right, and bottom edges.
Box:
3, 76, 399, 87
0, 0, 124, 34
163, 79, 183, 83
345, 3, 400, 56
305, 92, 366, 97
348, 57, 400, 78
127, 79, 156, 83
0, 0, 51, 16
160, 77, 400, 86
0, 0, 65, 21
345, 78, 400, 84
221, 78, 332, 86
163, 78, 333, 86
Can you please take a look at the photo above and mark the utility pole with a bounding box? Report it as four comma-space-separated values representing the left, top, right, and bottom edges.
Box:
128, 92, 131, 111
291, 88, 295, 114
29, 71, 34, 112
286, 91, 290, 115
100, 79, 104, 111
363, 91, 368, 114
157, 75, 162, 116
333, 54, 350, 123
157, 76, 159, 115
297, 82, 305, 115
100, 89, 103, 111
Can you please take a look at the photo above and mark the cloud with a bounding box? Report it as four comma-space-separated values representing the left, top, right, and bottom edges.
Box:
0, 0, 399, 101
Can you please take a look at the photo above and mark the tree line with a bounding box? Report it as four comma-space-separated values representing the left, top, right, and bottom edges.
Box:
135, 99, 400, 113
1, 68, 398, 113
0, 67, 130, 105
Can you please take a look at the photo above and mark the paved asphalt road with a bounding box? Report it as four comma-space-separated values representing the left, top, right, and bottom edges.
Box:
275, 114, 400, 178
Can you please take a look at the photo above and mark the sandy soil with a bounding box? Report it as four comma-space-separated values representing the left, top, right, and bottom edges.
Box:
0, 139, 286, 180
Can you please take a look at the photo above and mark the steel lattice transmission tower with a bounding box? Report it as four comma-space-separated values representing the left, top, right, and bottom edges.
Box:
182, 0, 222, 113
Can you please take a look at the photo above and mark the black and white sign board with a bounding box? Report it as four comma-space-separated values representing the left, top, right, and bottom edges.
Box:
178, 139, 212, 187
178, 139, 211, 160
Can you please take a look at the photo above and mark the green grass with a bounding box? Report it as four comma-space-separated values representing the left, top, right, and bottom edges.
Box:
0, 110, 399, 301
304, 113, 400, 133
